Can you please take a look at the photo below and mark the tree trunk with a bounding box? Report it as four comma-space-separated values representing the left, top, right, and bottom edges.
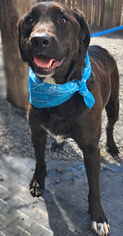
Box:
0, 0, 30, 109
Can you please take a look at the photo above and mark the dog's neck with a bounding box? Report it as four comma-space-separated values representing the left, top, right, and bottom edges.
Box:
53, 49, 87, 84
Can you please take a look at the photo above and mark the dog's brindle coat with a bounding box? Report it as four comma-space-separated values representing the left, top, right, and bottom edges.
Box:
18, 2, 119, 235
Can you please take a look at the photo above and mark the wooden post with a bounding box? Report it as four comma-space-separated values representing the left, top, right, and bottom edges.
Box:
0, 0, 30, 109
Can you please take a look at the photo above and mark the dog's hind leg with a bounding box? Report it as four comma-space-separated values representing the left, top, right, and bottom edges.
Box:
105, 63, 119, 157
77, 141, 110, 235
73, 121, 110, 235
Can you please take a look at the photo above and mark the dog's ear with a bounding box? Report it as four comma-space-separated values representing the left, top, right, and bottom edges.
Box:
73, 8, 90, 50
18, 17, 29, 62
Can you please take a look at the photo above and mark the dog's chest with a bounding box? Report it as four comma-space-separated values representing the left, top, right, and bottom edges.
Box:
35, 94, 81, 143
36, 77, 66, 142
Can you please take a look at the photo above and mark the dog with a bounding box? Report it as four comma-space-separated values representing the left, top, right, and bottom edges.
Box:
18, 2, 119, 235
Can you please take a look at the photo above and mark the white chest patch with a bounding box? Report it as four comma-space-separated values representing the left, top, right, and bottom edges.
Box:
43, 76, 56, 84
41, 125, 65, 143
52, 134, 65, 143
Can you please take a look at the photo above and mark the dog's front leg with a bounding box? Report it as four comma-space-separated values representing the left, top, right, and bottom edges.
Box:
29, 124, 47, 197
83, 146, 110, 235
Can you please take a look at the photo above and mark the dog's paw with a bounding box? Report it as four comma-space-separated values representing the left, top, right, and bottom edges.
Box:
29, 179, 43, 197
107, 142, 119, 157
91, 221, 110, 236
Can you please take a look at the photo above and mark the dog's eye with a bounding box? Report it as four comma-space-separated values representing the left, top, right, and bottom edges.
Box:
59, 16, 68, 25
26, 17, 34, 25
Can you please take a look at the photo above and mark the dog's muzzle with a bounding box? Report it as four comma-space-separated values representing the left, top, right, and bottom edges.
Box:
30, 32, 66, 76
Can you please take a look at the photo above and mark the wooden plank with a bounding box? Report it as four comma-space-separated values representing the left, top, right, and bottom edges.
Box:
91, 0, 95, 25
100, 0, 105, 26
87, 0, 92, 25
94, 0, 100, 25
77, 0, 83, 11
103, 0, 115, 29
115, 0, 122, 26
122, 0, 123, 24
81, 0, 87, 15
71, 0, 76, 9
66, 0, 71, 8
61, 0, 66, 4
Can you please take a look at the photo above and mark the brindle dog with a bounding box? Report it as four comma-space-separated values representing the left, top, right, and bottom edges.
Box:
18, 2, 119, 235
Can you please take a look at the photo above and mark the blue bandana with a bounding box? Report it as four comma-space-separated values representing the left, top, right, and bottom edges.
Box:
28, 52, 95, 109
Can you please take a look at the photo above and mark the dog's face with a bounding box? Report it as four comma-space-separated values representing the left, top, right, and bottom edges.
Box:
18, 2, 90, 81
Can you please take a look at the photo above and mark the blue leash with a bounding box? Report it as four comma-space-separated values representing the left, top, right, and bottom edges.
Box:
91, 25, 123, 37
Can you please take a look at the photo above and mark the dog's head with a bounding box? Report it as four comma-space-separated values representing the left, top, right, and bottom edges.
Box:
18, 1, 90, 83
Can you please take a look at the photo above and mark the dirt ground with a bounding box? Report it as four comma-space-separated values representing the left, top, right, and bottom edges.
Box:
0, 30, 123, 164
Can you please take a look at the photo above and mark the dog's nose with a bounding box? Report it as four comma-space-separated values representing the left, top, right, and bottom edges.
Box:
31, 33, 51, 48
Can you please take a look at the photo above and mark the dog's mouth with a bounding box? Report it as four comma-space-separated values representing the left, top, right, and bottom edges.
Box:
32, 54, 65, 75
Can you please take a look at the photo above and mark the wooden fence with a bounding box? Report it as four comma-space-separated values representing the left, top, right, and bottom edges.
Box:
32, 0, 123, 28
